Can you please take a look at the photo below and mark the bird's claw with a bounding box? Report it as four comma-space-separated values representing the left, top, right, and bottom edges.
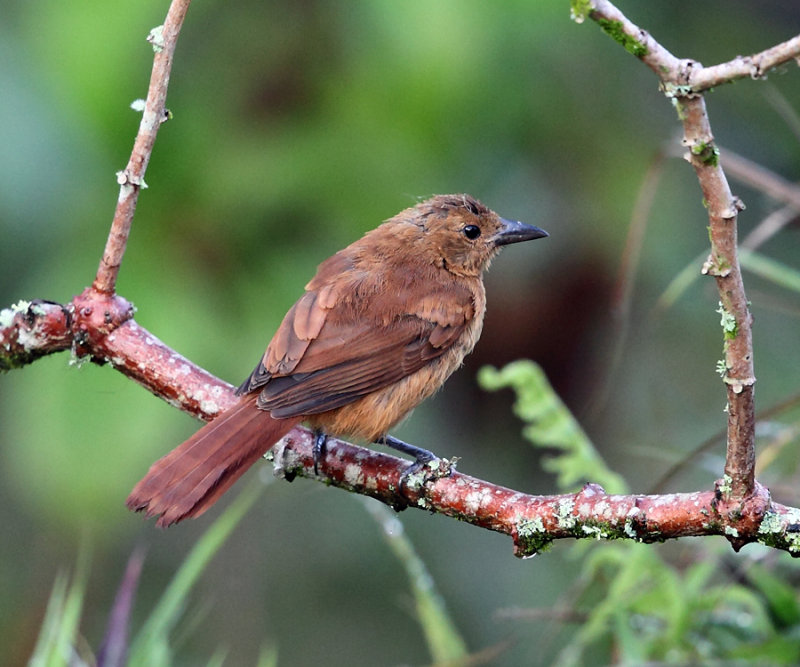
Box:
313, 430, 328, 476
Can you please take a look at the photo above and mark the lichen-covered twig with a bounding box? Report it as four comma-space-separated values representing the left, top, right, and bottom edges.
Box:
5, 289, 800, 556
574, 0, 800, 501
271, 432, 800, 558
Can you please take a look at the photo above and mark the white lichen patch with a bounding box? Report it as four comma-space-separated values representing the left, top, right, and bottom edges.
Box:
464, 489, 490, 514
507, 492, 526, 506
718, 474, 733, 496
518, 516, 546, 534
1, 300, 31, 329
29, 302, 49, 317
624, 507, 642, 540
652, 493, 681, 507
758, 508, 800, 553
344, 464, 365, 488
724, 526, 739, 538
556, 498, 576, 530
582, 524, 609, 540
758, 510, 786, 534
594, 500, 612, 518
198, 399, 222, 416
15, 327, 40, 351
147, 25, 165, 52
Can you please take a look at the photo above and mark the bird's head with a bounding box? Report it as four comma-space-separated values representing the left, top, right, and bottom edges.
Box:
401, 194, 548, 277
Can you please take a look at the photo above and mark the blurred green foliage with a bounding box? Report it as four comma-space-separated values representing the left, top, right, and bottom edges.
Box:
2, 0, 800, 664
486, 360, 800, 664
480, 360, 627, 494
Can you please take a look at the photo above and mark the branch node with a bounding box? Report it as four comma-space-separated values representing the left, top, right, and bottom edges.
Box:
661, 59, 702, 98
723, 375, 756, 394
682, 135, 719, 168
147, 25, 166, 53
701, 253, 731, 277
115, 169, 147, 189
577, 482, 607, 499
71, 288, 135, 361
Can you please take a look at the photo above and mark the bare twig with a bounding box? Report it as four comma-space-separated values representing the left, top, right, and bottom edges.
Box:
574, 1, 800, 94
93, 0, 192, 295
664, 143, 800, 213
650, 391, 800, 494
691, 35, 800, 92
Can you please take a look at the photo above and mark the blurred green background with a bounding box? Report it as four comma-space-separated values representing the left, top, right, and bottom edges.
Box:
3, 0, 800, 664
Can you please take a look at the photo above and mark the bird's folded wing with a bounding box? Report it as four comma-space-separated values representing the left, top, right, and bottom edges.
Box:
236, 279, 475, 416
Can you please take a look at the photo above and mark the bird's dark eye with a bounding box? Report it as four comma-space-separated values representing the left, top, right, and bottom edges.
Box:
462, 225, 481, 240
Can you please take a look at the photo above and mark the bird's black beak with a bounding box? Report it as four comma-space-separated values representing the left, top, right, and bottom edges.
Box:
493, 217, 549, 246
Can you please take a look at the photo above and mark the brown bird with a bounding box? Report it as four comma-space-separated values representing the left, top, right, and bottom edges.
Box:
127, 194, 547, 527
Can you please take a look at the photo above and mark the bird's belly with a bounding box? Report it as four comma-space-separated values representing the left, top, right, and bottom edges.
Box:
306, 343, 473, 442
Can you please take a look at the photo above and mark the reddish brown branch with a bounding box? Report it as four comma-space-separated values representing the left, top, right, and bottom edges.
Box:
93, 0, 192, 296
98, 319, 237, 421
2, 278, 799, 555
272, 429, 800, 557
0, 300, 72, 370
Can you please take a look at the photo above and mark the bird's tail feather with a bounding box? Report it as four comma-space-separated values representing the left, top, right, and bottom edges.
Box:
126, 395, 299, 527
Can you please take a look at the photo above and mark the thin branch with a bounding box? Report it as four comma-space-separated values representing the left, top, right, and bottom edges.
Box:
93, 0, 192, 295
580, 0, 765, 500
577, 1, 800, 95
664, 143, 800, 213
691, 35, 800, 92
650, 390, 800, 494
682, 96, 756, 499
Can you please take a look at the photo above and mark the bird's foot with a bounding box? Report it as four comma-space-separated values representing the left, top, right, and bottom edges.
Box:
313, 430, 328, 476
378, 435, 454, 494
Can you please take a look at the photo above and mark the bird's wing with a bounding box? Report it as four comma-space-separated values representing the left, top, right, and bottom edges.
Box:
236, 273, 475, 417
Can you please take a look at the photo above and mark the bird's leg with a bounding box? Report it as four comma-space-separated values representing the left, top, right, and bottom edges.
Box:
378, 435, 440, 488
313, 429, 328, 475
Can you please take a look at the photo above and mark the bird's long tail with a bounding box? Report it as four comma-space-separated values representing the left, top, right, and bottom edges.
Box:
126, 395, 300, 527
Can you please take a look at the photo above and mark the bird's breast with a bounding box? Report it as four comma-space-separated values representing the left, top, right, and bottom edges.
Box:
307, 291, 486, 443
